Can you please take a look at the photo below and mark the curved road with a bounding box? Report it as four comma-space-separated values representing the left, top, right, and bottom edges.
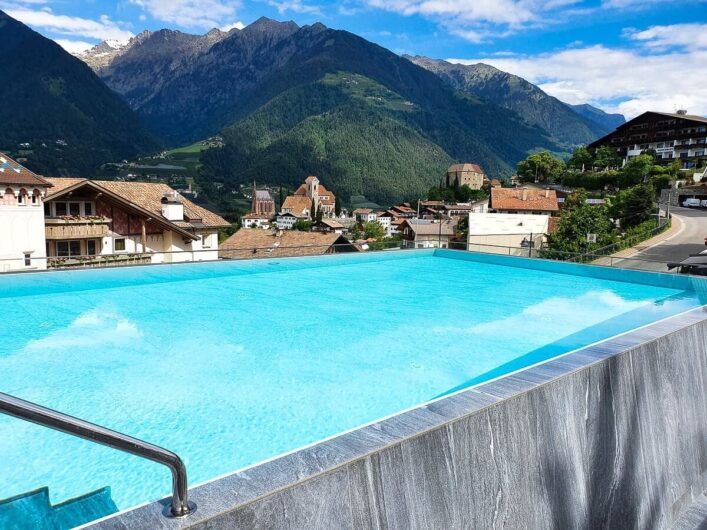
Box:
617, 207, 707, 271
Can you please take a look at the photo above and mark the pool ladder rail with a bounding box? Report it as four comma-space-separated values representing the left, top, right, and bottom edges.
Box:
0, 391, 195, 519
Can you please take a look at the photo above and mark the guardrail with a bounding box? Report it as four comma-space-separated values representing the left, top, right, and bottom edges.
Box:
0, 391, 195, 518
0, 235, 688, 276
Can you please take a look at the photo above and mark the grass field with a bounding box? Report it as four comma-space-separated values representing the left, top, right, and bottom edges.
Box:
167, 142, 207, 155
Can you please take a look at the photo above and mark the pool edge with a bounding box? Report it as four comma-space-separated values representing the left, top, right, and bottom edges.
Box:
80, 304, 707, 530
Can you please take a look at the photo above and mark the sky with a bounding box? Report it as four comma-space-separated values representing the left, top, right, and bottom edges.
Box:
2, 0, 706, 118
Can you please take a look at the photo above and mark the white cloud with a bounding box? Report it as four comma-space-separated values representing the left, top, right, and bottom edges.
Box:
5, 8, 134, 41
220, 20, 245, 31
54, 38, 95, 54
448, 40, 707, 118
626, 23, 707, 51
601, 0, 701, 8
128, 0, 241, 29
267, 0, 322, 15
364, 0, 582, 42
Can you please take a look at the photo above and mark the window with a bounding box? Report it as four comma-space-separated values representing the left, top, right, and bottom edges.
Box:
17, 189, 27, 206
56, 240, 81, 257
114, 238, 126, 252
86, 240, 98, 256
31, 190, 40, 206
24, 253, 31, 266
201, 235, 212, 249
55, 202, 67, 216
68, 202, 80, 216
84, 202, 93, 215
44, 202, 51, 216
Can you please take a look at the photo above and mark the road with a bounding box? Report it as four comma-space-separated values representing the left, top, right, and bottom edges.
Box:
616, 207, 707, 271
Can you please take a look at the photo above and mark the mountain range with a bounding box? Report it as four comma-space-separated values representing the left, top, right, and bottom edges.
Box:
405, 56, 623, 146
0, 10, 160, 176
0, 12, 624, 204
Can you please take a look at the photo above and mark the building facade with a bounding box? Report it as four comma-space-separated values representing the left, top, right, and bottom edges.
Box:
399, 219, 457, 249
589, 111, 707, 168
241, 213, 271, 229
250, 182, 276, 217
445, 163, 486, 190
0, 154, 51, 271
466, 212, 549, 255
292, 176, 336, 218
44, 178, 229, 265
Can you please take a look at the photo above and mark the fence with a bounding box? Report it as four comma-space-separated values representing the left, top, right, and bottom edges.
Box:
0, 234, 686, 276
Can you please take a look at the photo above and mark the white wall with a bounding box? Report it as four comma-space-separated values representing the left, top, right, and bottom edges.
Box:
0, 203, 47, 271
101, 229, 219, 263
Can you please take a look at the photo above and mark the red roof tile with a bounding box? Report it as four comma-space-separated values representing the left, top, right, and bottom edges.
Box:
0, 153, 51, 187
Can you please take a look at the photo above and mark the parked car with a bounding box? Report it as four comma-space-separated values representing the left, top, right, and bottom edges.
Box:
701, 200, 707, 208
683, 198, 702, 207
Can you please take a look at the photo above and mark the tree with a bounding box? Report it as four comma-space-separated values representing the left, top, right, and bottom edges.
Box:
456, 184, 487, 203
593, 146, 621, 169
618, 154, 654, 188
546, 192, 615, 255
567, 146, 593, 171
310, 198, 317, 221
292, 219, 312, 231
363, 221, 386, 240
516, 151, 565, 182
428, 185, 455, 202
335, 195, 341, 216
610, 184, 655, 229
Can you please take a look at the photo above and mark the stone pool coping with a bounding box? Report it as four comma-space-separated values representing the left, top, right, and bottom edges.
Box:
81, 301, 707, 529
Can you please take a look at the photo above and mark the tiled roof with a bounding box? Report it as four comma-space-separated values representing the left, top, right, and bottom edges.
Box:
45, 178, 230, 229
220, 229, 355, 258
242, 213, 271, 219
281, 195, 312, 216
0, 153, 51, 187
490, 187, 559, 212
317, 219, 344, 229
651, 111, 707, 124
353, 208, 373, 214
254, 189, 274, 201
317, 184, 335, 205
402, 219, 457, 236
448, 163, 484, 174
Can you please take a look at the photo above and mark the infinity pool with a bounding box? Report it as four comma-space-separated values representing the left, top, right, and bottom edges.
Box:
0, 249, 704, 512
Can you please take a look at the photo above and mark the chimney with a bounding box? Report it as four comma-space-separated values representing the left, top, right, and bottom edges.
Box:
522, 187, 528, 201
545, 188, 550, 198
161, 191, 184, 221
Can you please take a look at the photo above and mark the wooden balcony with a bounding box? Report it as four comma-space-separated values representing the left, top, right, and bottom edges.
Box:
45, 217, 110, 240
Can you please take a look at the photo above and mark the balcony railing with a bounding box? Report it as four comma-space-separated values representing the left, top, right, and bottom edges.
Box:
48, 253, 152, 269
44, 216, 110, 240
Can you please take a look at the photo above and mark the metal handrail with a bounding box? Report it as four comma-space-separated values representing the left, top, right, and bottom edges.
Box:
0, 391, 195, 518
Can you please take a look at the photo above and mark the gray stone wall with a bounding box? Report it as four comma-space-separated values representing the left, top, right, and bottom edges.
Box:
88, 309, 707, 530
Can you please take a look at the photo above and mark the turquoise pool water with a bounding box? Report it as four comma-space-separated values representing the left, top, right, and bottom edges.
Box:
0, 250, 704, 512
